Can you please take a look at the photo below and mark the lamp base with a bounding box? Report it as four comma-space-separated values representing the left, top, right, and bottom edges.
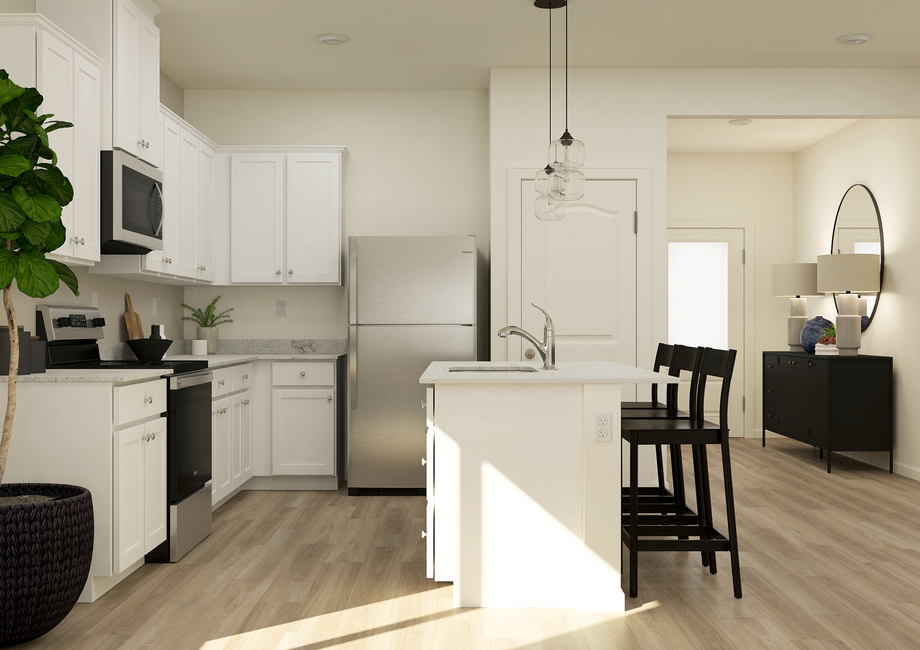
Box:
836, 314, 861, 356
788, 316, 809, 348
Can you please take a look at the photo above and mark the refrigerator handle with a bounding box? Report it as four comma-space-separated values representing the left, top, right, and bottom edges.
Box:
349, 325, 357, 410
348, 238, 357, 324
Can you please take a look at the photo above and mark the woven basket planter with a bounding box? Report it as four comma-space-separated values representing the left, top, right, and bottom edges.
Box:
0, 483, 94, 647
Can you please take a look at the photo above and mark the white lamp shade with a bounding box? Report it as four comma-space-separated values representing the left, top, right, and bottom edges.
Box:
817, 254, 880, 294
772, 263, 818, 297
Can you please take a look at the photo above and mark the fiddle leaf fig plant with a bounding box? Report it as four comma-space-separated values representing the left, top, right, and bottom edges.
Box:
0, 70, 80, 484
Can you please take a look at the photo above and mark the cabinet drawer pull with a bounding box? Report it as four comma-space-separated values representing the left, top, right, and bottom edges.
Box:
808, 362, 813, 367
767, 389, 772, 394
768, 365, 773, 369
301, 371, 306, 377
145, 396, 153, 404
243, 374, 248, 379
767, 414, 772, 418
219, 379, 225, 386
289, 270, 293, 275
327, 395, 333, 401
276, 270, 282, 274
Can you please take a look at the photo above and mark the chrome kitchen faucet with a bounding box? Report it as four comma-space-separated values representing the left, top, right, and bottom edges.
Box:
498, 303, 556, 370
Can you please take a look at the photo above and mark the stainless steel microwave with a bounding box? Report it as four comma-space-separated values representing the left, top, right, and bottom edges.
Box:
100, 150, 164, 254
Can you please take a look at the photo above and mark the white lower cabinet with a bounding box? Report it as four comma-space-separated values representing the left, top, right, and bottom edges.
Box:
211, 364, 253, 507
271, 388, 335, 475
113, 416, 166, 574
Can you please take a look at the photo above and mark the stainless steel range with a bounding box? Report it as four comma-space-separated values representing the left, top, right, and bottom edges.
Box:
37, 305, 213, 562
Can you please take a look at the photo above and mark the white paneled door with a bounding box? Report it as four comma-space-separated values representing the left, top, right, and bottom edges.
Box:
517, 180, 638, 397
667, 228, 745, 437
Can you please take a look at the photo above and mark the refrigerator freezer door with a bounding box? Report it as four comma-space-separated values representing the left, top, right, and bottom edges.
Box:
350, 324, 475, 489
350, 236, 476, 325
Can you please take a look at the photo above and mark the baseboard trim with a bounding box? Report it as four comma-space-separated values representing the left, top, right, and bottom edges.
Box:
242, 475, 339, 491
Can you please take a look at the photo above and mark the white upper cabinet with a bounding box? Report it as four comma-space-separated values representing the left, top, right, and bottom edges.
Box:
230, 149, 345, 285
0, 17, 102, 267
230, 153, 286, 283
286, 154, 342, 284
113, 0, 161, 167
177, 126, 200, 278
197, 142, 216, 282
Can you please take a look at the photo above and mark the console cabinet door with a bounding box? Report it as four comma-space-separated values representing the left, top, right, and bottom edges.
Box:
272, 388, 335, 475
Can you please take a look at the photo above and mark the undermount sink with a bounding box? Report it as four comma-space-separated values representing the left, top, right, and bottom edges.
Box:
449, 366, 538, 373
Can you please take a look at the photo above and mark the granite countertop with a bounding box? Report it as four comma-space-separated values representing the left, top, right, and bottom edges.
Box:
0, 368, 170, 383
167, 353, 342, 369
420, 361, 680, 385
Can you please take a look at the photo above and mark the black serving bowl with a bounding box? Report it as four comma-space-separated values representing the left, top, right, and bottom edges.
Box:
127, 338, 172, 362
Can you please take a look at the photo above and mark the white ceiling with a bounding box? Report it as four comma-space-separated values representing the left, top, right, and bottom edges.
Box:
155, 0, 920, 92
667, 118, 861, 153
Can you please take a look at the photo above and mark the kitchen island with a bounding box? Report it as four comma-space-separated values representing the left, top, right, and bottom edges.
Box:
419, 361, 677, 612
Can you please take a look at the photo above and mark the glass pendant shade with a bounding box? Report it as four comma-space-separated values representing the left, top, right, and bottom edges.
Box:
549, 169, 585, 201
535, 165, 554, 197
550, 130, 585, 171
535, 195, 566, 221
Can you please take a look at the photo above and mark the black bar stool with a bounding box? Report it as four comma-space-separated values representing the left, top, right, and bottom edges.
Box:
620, 347, 742, 599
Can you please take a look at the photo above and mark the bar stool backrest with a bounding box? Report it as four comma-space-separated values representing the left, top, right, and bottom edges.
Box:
665, 344, 705, 414
694, 347, 738, 428
649, 343, 676, 406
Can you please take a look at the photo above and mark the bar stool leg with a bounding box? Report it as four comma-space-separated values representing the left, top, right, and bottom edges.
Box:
629, 435, 639, 598
720, 436, 742, 598
697, 445, 717, 573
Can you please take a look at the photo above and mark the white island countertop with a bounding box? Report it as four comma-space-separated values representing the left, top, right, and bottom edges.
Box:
420, 360, 678, 385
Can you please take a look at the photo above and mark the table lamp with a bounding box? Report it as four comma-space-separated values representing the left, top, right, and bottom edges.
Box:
816, 254, 880, 356
772, 263, 819, 352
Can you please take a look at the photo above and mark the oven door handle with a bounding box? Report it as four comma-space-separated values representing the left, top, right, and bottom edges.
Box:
170, 371, 213, 390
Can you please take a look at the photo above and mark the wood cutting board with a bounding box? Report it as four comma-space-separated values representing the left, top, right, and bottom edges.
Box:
125, 294, 143, 340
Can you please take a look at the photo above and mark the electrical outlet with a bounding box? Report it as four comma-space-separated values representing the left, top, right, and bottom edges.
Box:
152, 297, 157, 315
276, 300, 287, 317
595, 413, 612, 442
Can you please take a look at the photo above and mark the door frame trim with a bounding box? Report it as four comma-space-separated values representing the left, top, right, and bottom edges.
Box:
506, 167, 652, 373
667, 220, 755, 440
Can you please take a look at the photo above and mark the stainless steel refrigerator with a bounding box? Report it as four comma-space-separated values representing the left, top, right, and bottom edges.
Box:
348, 236, 477, 492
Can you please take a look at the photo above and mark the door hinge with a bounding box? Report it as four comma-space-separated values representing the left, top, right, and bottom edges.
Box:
742, 396, 746, 412
634, 211, 638, 234
742, 249, 746, 264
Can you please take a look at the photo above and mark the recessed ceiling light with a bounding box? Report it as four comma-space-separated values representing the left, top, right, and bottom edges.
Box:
728, 119, 752, 126
317, 34, 349, 45
837, 34, 872, 45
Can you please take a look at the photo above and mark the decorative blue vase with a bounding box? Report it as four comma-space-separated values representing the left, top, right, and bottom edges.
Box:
800, 316, 834, 354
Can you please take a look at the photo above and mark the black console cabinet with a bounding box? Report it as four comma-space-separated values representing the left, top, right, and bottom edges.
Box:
762, 351, 893, 473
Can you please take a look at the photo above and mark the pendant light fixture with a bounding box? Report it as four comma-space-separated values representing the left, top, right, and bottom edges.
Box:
534, 0, 585, 221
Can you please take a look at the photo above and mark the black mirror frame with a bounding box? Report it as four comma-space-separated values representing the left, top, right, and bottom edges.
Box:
830, 183, 884, 331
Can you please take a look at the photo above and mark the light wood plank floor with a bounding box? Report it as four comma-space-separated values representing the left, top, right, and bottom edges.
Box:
18, 438, 920, 650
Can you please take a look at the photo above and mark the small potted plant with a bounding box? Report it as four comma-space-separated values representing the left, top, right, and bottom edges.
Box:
181, 295, 233, 354
815, 323, 838, 355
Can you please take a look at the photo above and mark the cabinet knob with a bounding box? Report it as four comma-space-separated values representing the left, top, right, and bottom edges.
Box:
768, 365, 773, 369
421, 458, 427, 466
288, 270, 293, 275
243, 399, 250, 405
276, 270, 282, 274
767, 389, 772, 394
243, 374, 248, 379
421, 400, 426, 410
79, 237, 85, 245
808, 362, 813, 367
151, 432, 156, 440
219, 379, 225, 386
301, 371, 306, 377
144, 433, 150, 441
202, 265, 206, 271
327, 395, 333, 401
421, 531, 427, 539
767, 414, 772, 418
145, 396, 153, 404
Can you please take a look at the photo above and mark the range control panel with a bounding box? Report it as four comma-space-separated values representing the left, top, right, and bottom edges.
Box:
36, 305, 106, 342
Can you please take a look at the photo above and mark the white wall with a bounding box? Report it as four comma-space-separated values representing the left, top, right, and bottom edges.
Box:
794, 119, 920, 477
489, 68, 920, 368
667, 153, 794, 437
159, 72, 183, 118
183, 89, 490, 356
9, 266, 185, 345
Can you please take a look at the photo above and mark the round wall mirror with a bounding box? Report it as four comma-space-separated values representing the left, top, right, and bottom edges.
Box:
830, 183, 884, 330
